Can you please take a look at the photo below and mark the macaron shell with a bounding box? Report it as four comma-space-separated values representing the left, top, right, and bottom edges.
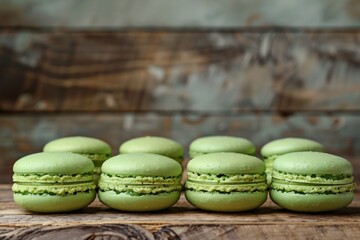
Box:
12, 152, 96, 212
189, 136, 256, 157
270, 190, 354, 212
101, 153, 182, 176
99, 191, 180, 212
261, 138, 324, 157
13, 191, 96, 213
44, 136, 111, 154
273, 152, 353, 175
185, 190, 267, 212
13, 152, 94, 174
119, 136, 184, 160
187, 152, 265, 174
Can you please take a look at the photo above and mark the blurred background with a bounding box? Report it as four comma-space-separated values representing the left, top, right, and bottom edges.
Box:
1, 0, 360, 184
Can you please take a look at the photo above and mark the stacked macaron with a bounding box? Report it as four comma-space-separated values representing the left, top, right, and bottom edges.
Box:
185, 152, 267, 212
98, 153, 182, 211
12, 152, 96, 213
270, 152, 355, 212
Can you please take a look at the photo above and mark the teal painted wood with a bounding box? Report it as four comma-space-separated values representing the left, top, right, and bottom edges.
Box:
0, 0, 360, 28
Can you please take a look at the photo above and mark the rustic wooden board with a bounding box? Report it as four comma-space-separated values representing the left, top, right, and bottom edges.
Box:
1, 114, 360, 184
1, 30, 360, 112
0, 185, 360, 239
1, 0, 360, 28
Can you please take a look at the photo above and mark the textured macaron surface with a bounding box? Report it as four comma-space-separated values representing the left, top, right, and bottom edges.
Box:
13, 152, 94, 174
12, 152, 96, 196
119, 136, 184, 161
99, 153, 182, 195
187, 152, 265, 174
185, 153, 267, 212
44, 136, 111, 155
186, 153, 267, 193
101, 153, 182, 176
271, 152, 355, 196
273, 152, 353, 176
189, 136, 256, 157
261, 138, 324, 157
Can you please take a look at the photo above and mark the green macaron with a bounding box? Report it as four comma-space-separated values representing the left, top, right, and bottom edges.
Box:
12, 152, 96, 213
98, 153, 182, 211
270, 152, 355, 212
185, 152, 267, 212
189, 136, 256, 158
261, 138, 325, 184
43, 136, 112, 184
119, 136, 184, 163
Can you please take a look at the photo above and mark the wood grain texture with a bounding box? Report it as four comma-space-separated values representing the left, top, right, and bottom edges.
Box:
1, 0, 360, 28
1, 114, 360, 184
1, 30, 360, 112
0, 185, 360, 239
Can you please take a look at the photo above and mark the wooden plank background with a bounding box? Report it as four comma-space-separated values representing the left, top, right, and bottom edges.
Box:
1, 0, 360, 28
1, 31, 360, 112
1, 1, 360, 184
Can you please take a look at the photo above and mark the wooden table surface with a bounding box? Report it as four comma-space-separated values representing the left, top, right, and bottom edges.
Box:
1, 184, 360, 239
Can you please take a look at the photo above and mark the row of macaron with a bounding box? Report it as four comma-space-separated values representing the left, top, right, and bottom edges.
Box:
12, 136, 355, 213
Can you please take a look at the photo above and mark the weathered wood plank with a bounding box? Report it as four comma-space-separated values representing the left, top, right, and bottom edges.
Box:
170, 224, 360, 240
1, 0, 360, 28
1, 114, 360, 183
0, 185, 360, 239
1, 31, 360, 112
1, 193, 360, 225
1, 223, 360, 240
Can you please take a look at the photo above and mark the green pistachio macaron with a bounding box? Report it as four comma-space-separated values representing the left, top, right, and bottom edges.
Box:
185, 152, 267, 212
261, 138, 325, 184
189, 136, 256, 158
119, 136, 184, 163
98, 153, 182, 211
12, 152, 96, 213
43, 136, 112, 184
270, 152, 355, 212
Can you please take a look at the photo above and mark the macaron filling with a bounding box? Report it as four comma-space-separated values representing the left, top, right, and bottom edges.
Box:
271, 179, 355, 194
186, 172, 268, 193
80, 153, 111, 161
13, 182, 96, 196
272, 170, 354, 185
13, 172, 96, 196
99, 174, 182, 196
187, 172, 266, 183
186, 181, 268, 193
271, 171, 355, 195
13, 173, 93, 183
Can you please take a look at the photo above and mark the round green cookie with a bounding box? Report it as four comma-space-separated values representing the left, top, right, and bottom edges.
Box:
189, 136, 256, 158
12, 152, 96, 213
185, 152, 267, 212
98, 153, 182, 212
119, 136, 184, 163
270, 152, 355, 212
260, 138, 325, 184
261, 138, 325, 157
43, 136, 112, 185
